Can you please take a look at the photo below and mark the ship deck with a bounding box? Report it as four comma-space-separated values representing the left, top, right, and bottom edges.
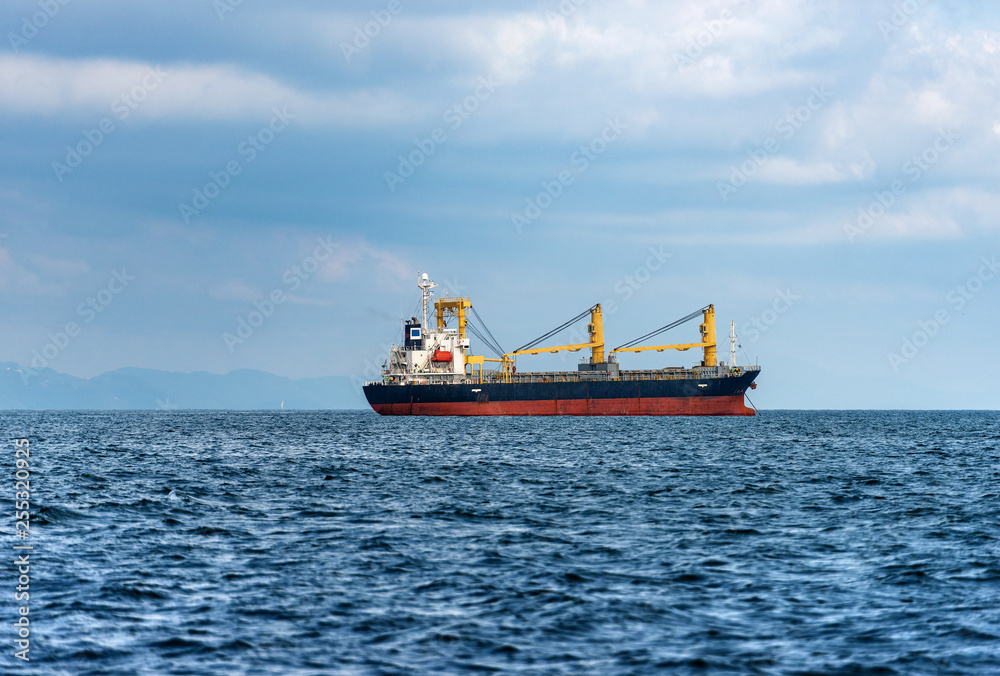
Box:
495, 366, 760, 385
366, 366, 761, 387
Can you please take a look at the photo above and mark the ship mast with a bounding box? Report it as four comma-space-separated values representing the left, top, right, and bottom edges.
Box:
730, 320, 737, 368
417, 272, 437, 340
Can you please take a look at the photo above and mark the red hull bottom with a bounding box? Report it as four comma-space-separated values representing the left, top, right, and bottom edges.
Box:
371, 395, 755, 416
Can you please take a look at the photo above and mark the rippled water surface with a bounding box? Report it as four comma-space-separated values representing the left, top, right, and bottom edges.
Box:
5, 410, 1000, 675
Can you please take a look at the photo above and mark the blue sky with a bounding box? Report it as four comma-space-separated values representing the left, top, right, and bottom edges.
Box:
1, 0, 998, 409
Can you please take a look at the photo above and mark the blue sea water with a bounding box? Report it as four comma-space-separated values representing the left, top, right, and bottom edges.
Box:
3, 410, 1000, 675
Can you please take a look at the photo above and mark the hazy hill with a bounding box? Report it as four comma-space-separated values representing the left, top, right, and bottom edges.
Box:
0, 363, 368, 410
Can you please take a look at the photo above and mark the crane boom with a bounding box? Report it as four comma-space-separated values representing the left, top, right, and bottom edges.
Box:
507, 304, 605, 365
610, 305, 718, 367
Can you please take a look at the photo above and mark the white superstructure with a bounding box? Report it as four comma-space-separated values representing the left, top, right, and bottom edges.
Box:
382, 273, 472, 385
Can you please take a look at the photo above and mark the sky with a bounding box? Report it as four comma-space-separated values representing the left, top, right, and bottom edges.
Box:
1, 0, 998, 409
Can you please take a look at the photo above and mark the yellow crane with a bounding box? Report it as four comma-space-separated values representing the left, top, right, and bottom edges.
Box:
499, 304, 604, 378
452, 300, 719, 383
435, 295, 512, 382
610, 305, 717, 367
435, 296, 471, 339
505, 304, 604, 363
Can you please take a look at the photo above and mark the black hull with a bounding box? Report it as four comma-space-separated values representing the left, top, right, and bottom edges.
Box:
364, 369, 760, 416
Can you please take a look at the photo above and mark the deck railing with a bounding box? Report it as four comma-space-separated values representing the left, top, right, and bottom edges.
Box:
363, 365, 761, 387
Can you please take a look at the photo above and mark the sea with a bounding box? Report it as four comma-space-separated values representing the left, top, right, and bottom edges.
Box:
3, 410, 999, 675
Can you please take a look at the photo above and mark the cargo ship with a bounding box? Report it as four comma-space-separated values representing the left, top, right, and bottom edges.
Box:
363, 273, 760, 416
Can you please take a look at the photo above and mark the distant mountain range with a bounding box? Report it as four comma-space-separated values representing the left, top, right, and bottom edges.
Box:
0, 362, 369, 410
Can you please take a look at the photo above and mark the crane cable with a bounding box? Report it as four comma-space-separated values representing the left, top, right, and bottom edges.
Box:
469, 305, 505, 357
467, 322, 504, 359
514, 304, 597, 354
613, 305, 710, 351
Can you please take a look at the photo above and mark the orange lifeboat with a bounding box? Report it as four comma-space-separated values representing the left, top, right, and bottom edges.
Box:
431, 350, 453, 362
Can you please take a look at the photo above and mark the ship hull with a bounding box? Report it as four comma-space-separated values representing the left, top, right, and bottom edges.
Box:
364, 371, 758, 416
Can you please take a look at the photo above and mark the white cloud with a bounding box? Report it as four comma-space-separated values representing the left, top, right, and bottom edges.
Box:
849, 27, 1000, 164
316, 240, 411, 284
757, 158, 856, 185
208, 279, 260, 302
28, 256, 91, 279
913, 90, 954, 125
1, 1, 835, 135
0, 248, 64, 296
824, 282, 936, 305
875, 209, 962, 241
0, 54, 426, 128
841, 188, 1000, 243
3, 2, 999, 248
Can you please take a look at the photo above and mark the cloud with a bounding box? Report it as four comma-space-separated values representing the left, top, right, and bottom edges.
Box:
208, 279, 260, 302
839, 187, 1000, 243
28, 255, 91, 279
874, 209, 962, 241
0, 54, 426, 127
847, 26, 1000, 168
756, 158, 860, 185
2, 0, 998, 249
824, 282, 936, 305
0, 2, 857, 140
0, 248, 63, 296
316, 240, 411, 285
